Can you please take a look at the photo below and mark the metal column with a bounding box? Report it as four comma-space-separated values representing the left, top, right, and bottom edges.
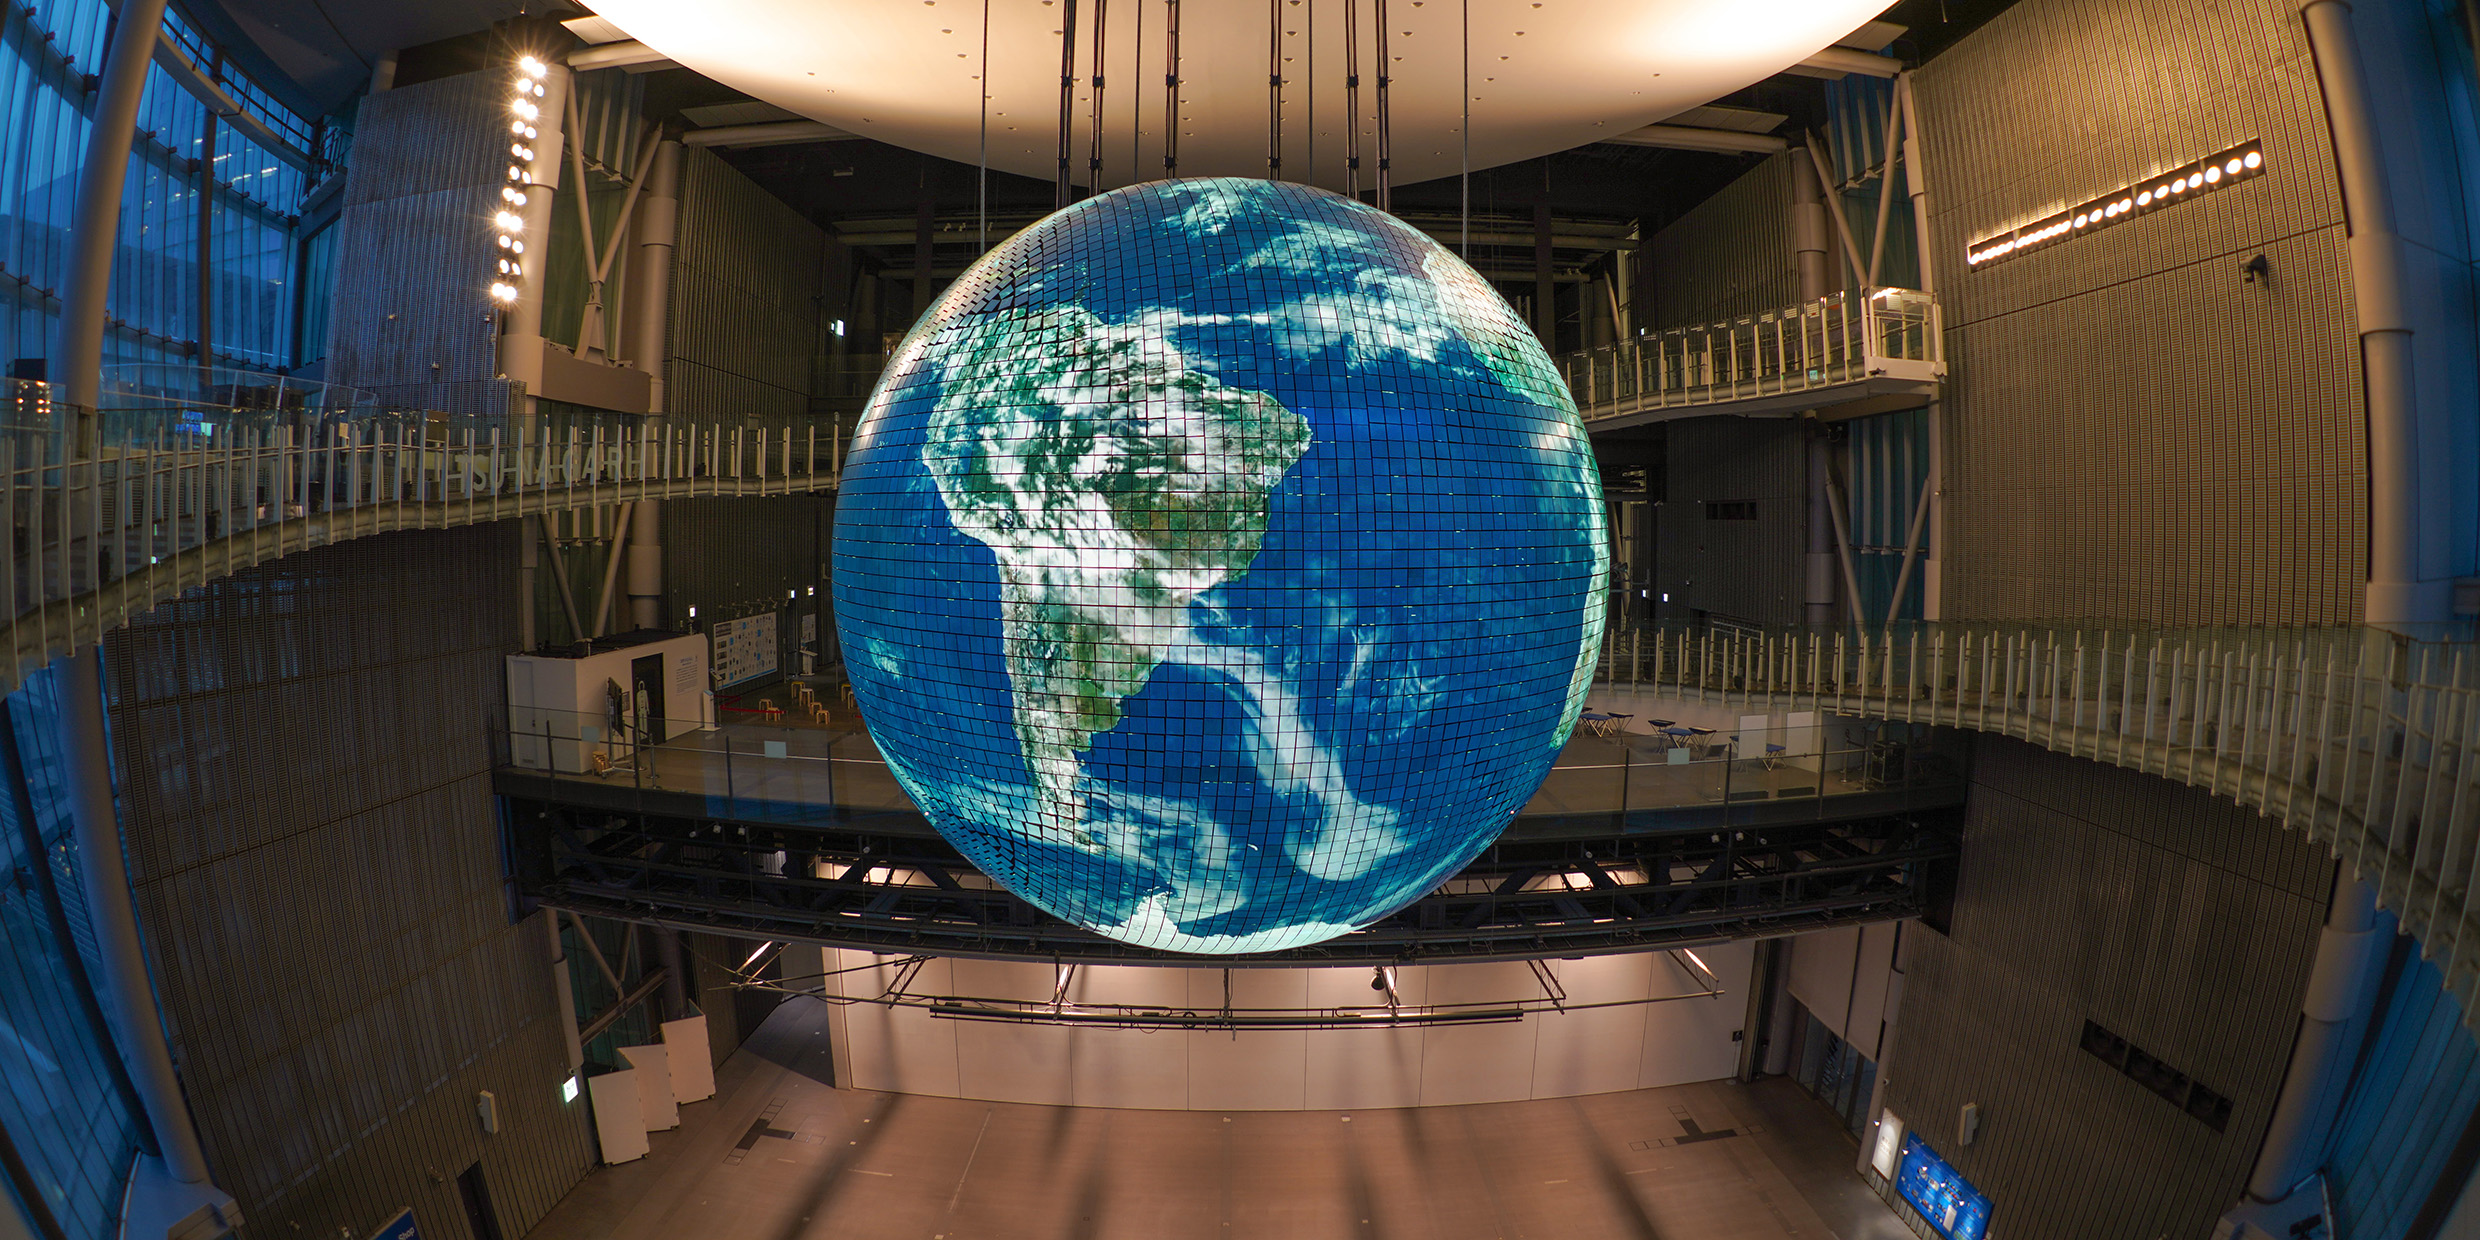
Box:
2301, 0, 2439, 626
43, 0, 231, 1209
623, 139, 681, 632
2245, 875, 2391, 1203
1793, 147, 1838, 628
1897, 75, 1944, 620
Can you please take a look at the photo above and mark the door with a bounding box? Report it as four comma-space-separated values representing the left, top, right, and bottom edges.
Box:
631, 653, 667, 744
456, 1163, 504, 1240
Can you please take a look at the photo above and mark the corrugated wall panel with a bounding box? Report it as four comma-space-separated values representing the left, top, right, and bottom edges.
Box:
1655, 417, 1806, 624
104, 525, 597, 1240
1880, 738, 2329, 1240
1640, 153, 1805, 331
1913, 0, 2364, 625
2327, 944, 2480, 1240
325, 72, 505, 393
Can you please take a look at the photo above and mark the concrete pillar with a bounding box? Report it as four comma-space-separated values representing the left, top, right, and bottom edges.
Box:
2247, 875, 2392, 1203
655, 928, 691, 1022
1794, 149, 1838, 628
2300, 0, 2440, 627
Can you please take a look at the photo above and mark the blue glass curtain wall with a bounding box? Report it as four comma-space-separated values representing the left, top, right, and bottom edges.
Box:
1845, 407, 1931, 625
0, 667, 143, 1240
2327, 931, 2480, 1240
2, 0, 318, 377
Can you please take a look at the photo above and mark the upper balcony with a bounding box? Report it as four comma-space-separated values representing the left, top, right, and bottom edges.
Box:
1561, 288, 1945, 429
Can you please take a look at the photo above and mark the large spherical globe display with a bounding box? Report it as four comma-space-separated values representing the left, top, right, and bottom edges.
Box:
833, 178, 1607, 953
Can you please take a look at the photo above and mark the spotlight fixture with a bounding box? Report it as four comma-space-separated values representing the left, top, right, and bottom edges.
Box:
491, 52, 551, 309
1966, 140, 2264, 269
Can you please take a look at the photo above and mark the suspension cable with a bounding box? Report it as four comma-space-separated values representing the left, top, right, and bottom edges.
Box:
1343, 0, 1360, 198
980, 0, 991, 249
1164, 0, 1181, 177
1090, 0, 1108, 192
1305, 0, 1314, 187
1057, 0, 1080, 209
1131, 0, 1143, 181
1374, 0, 1391, 210
1268, 0, 1282, 180
1459, 0, 1469, 253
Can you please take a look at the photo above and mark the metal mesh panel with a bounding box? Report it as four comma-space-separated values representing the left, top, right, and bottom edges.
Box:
103, 524, 596, 1240
1638, 152, 1806, 332
669, 146, 824, 414
1913, 0, 2364, 626
1880, 737, 2329, 1240
325, 72, 506, 392
1654, 417, 1807, 625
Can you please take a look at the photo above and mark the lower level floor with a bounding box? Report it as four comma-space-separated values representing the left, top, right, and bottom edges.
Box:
527, 996, 1910, 1240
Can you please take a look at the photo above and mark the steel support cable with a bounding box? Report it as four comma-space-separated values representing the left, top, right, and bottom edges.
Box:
1130, 0, 1143, 181
1267, 0, 1283, 179
1374, 0, 1391, 210
1089, 0, 1107, 190
1163, 0, 1180, 177
1459, 0, 1469, 253
978, 0, 990, 249
1056, 0, 1079, 209
1343, 0, 1360, 197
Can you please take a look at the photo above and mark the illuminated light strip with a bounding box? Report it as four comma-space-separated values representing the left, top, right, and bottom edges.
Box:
1965, 140, 2265, 269
490, 55, 551, 305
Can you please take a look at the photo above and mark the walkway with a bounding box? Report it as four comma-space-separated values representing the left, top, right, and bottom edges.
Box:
528, 998, 1910, 1240
1561, 289, 1941, 429
0, 390, 837, 694
1595, 619, 2480, 1036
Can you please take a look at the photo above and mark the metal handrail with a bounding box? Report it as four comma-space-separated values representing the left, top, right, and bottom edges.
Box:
0, 393, 845, 694
1559, 288, 1943, 419
1594, 619, 2480, 1031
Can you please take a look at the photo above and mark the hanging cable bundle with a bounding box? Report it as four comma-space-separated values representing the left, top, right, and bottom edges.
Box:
1090, 0, 1108, 190
1374, 0, 1391, 211
1268, 0, 1283, 179
1343, 0, 1360, 198
1163, 0, 1181, 177
980, 0, 991, 249
1056, 0, 1080, 209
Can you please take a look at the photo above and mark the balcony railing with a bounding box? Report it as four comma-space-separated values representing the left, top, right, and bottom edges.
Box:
0, 377, 841, 694
1594, 619, 2480, 1032
1560, 288, 1943, 421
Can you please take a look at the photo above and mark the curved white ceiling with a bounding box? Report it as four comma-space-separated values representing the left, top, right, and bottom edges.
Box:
580, 0, 1894, 189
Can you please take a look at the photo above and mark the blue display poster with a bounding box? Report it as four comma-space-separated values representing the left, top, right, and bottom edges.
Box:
1895, 1134, 1992, 1240
367, 1208, 420, 1240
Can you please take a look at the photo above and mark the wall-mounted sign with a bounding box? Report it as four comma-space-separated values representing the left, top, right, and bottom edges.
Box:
1896, 1133, 1992, 1240
367, 1208, 421, 1240
711, 612, 779, 689
1966, 139, 2265, 269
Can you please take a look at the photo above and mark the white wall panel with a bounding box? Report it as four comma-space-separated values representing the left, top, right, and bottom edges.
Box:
1637, 942, 1754, 1089
1788, 925, 1860, 1040
825, 952, 1755, 1110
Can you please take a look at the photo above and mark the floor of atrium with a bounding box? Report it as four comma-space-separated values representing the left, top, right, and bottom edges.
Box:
530, 998, 1910, 1240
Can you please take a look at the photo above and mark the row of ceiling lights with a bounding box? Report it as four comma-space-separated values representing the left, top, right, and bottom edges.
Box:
1966, 141, 2265, 268
489, 56, 551, 305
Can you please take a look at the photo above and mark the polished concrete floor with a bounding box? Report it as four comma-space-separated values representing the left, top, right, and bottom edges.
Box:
528, 998, 1911, 1240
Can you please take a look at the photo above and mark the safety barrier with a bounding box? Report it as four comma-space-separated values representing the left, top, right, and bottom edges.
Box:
1559, 288, 1942, 421
1596, 619, 2480, 1025
0, 379, 839, 693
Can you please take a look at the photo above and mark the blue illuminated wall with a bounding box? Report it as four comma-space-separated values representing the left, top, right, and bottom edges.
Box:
2325, 936, 2480, 1240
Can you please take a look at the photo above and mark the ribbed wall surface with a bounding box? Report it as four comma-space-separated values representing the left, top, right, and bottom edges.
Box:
1655, 417, 1807, 624
663, 494, 832, 648
668, 146, 824, 422
2328, 943, 2480, 1240
1638, 152, 1806, 331
1880, 738, 2329, 1240
103, 525, 596, 1240
325, 71, 506, 396
1913, 0, 2366, 626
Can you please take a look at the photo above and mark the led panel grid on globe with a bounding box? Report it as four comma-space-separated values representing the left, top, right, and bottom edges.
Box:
833, 178, 1607, 954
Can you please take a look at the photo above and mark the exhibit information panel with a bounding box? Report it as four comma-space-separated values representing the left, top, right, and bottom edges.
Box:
712, 613, 779, 689
1896, 1134, 1992, 1240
